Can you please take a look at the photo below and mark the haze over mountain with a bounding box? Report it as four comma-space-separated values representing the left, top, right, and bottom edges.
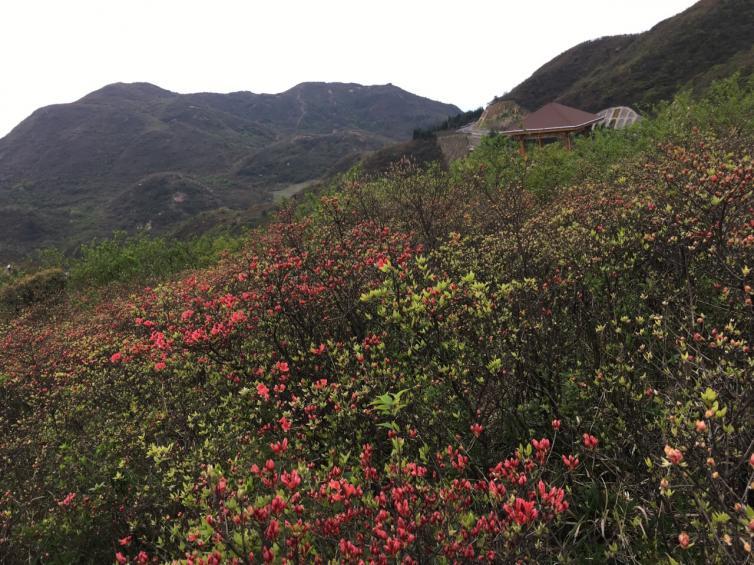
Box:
501, 0, 754, 111
0, 82, 459, 260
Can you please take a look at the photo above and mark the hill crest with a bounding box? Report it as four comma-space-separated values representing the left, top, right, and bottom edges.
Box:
0, 81, 459, 260
501, 0, 754, 111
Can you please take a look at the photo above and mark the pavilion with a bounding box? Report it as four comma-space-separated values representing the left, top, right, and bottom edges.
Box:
500, 102, 602, 153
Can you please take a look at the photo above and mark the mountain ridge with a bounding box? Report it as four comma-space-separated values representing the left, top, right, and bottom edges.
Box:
0, 81, 460, 260
502, 0, 754, 111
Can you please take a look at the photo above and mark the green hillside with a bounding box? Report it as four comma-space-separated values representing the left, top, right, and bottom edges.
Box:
504, 0, 754, 111
2, 76, 754, 563
0, 82, 459, 261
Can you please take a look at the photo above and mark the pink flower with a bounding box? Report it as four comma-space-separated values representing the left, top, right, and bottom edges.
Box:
216, 478, 227, 496
154, 361, 166, 371
343, 482, 357, 497
115, 552, 128, 565
275, 361, 289, 373
270, 438, 288, 453
279, 416, 292, 432
265, 519, 280, 540
270, 495, 286, 514
119, 536, 133, 547
470, 423, 483, 437
531, 438, 551, 463
57, 492, 76, 507
110, 352, 122, 363
503, 497, 539, 525
281, 469, 301, 490
664, 445, 683, 465
256, 383, 270, 401
230, 310, 247, 324
678, 531, 690, 549
583, 433, 599, 449
551, 419, 561, 430
531, 438, 550, 452
562, 454, 579, 470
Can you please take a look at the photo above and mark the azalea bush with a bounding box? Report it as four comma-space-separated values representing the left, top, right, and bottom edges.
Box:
157, 438, 571, 564
2, 81, 754, 563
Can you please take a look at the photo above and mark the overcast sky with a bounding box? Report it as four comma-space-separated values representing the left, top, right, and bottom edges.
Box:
0, 0, 698, 138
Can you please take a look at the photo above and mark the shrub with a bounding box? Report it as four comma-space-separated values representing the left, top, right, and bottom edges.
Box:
2, 77, 754, 563
0, 268, 66, 314
67, 231, 242, 288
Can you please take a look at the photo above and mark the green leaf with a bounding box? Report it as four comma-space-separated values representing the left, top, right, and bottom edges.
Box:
701, 387, 717, 406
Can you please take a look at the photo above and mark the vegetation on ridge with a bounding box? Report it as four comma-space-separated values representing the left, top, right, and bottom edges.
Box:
412, 108, 484, 139
1, 76, 754, 563
503, 0, 754, 111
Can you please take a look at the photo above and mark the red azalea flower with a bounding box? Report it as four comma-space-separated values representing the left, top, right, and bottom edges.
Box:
583, 433, 599, 449
470, 423, 483, 437
664, 445, 683, 465
562, 454, 579, 470
279, 416, 292, 432
256, 383, 270, 401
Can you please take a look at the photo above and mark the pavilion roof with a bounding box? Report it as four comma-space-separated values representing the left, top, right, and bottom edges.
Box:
501, 102, 601, 134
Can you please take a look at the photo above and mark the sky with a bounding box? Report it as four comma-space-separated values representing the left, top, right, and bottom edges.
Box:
0, 0, 699, 138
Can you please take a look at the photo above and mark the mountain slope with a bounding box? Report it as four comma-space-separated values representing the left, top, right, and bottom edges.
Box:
503, 0, 754, 111
0, 82, 459, 260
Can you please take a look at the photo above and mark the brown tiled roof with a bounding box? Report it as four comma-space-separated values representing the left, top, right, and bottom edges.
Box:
502, 102, 600, 133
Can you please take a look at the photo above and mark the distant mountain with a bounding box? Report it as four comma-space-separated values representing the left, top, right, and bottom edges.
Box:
502, 0, 754, 112
0, 82, 459, 260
